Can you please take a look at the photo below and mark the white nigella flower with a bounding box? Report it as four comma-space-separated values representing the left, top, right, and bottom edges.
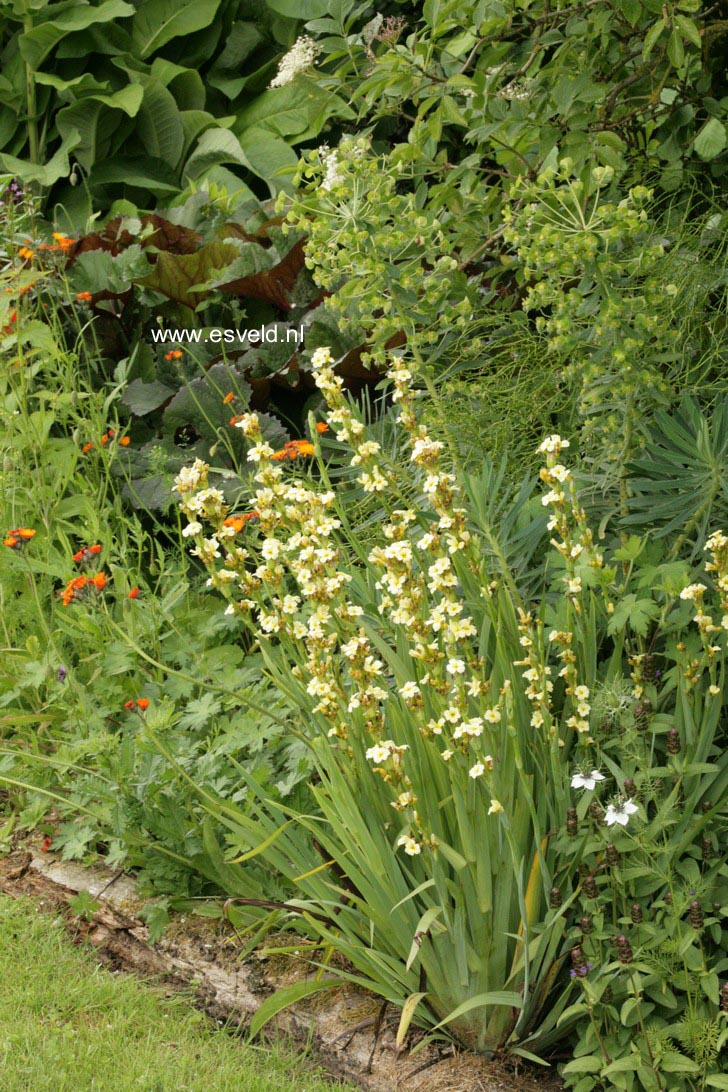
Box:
469, 762, 485, 779
571, 769, 606, 791
269, 35, 320, 89
604, 799, 639, 827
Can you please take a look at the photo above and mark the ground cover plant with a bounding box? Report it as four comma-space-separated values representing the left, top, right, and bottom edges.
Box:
1, 0, 727, 1089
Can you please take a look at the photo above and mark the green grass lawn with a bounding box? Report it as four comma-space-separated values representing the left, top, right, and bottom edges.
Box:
0, 895, 352, 1092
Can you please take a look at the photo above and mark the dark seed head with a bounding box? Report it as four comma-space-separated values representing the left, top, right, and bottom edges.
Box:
605, 843, 621, 866
623, 778, 636, 798
549, 886, 562, 909
630, 903, 643, 924
666, 728, 680, 755
582, 874, 598, 899
702, 837, 713, 862
579, 914, 593, 935
566, 807, 578, 836
689, 901, 704, 931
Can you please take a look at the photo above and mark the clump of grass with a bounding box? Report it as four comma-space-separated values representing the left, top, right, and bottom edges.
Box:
0, 895, 352, 1092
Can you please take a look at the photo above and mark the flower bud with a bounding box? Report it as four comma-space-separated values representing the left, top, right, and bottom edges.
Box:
689, 901, 704, 931
606, 843, 621, 866
630, 903, 643, 924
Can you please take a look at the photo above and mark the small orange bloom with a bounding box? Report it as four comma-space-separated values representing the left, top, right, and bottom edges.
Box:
165, 350, 183, 361
223, 391, 234, 404
229, 415, 242, 427
136, 698, 150, 711
82, 442, 94, 454
4, 536, 18, 548
100, 433, 109, 446
76, 291, 92, 302
119, 436, 131, 447
89, 544, 102, 555
128, 586, 140, 599
61, 574, 87, 606
271, 439, 315, 461
223, 512, 259, 532
18, 246, 34, 260
316, 422, 329, 434
91, 572, 107, 590
52, 233, 74, 251
40, 835, 53, 853
13, 528, 35, 540
124, 700, 135, 711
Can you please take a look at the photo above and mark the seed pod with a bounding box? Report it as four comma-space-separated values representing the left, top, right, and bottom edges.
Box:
623, 778, 637, 799
606, 843, 621, 866
566, 807, 578, 836
689, 901, 704, 931
549, 886, 562, 909
582, 873, 598, 899
721, 983, 728, 1013
666, 728, 680, 755
579, 914, 593, 935
702, 837, 713, 862
578, 862, 590, 879
630, 903, 643, 924
588, 799, 604, 824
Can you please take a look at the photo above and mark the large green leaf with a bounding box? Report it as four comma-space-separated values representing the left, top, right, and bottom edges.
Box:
136, 79, 185, 167
150, 58, 205, 111
88, 156, 180, 194
207, 22, 265, 100
249, 979, 341, 1039
18, 0, 135, 69
0, 130, 80, 186
56, 86, 144, 170
694, 118, 727, 161
132, 0, 223, 59
237, 127, 298, 194
183, 128, 252, 181
264, 0, 332, 16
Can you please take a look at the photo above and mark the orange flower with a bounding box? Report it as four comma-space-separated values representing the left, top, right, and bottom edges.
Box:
18, 246, 34, 260
271, 439, 315, 461
40, 834, 53, 853
165, 350, 183, 361
229, 415, 242, 427
119, 436, 131, 447
100, 432, 110, 446
316, 422, 329, 434
52, 233, 74, 251
124, 700, 135, 710
223, 391, 234, 404
61, 574, 87, 606
76, 291, 92, 302
73, 544, 102, 563
223, 512, 259, 532
128, 586, 140, 599
136, 698, 150, 711
91, 572, 107, 590
4, 527, 35, 549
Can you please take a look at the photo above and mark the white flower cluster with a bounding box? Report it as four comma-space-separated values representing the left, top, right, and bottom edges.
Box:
269, 36, 320, 89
